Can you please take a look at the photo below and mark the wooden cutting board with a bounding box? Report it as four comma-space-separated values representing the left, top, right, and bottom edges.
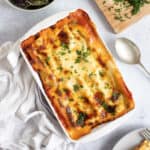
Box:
95, 0, 150, 33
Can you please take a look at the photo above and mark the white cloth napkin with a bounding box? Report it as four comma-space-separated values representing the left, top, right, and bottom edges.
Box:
0, 42, 77, 150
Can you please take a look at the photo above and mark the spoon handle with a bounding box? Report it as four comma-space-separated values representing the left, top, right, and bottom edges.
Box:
139, 62, 150, 76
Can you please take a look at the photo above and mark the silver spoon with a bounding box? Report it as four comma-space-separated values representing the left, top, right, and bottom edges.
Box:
115, 37, 150, 76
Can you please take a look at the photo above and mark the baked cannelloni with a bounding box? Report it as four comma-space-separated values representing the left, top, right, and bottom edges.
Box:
21, 9, 135, 140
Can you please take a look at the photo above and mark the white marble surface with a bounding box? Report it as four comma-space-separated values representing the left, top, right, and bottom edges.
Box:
0, 0, 150, 149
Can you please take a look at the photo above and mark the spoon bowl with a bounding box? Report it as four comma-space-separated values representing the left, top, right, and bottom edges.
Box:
115, 38, 141, 64
115, 37, 150, 76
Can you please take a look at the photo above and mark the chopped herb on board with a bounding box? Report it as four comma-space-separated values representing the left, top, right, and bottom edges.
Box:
114, 16, 124, 22
128, 0, 150, 15
102, 0, 150, 22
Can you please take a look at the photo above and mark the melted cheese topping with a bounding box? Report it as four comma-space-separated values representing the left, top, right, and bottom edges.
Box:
21, 9, 134, 140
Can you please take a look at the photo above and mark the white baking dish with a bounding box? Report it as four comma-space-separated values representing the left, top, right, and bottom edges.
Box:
19, 10, 135, 143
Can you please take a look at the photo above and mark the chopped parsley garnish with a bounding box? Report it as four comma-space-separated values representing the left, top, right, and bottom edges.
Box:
101, 102, 116, 114
76, 112, 87, 127
59, 42, 71, 55
45, 56, 50, 64
61, 43, 69, 49
75, 57, 81, 63
57, 66, 63, 71
69, 98, 74, 102
73, 84, 80, 92
89, 72, 96, 78
104, 83, 111, 89
73, 84, 83, 92
77, 30, 84, 37
75, 48, 90, 63
111, 91, 121, 101
59, 51, 66, 56
99, 71, 105, 77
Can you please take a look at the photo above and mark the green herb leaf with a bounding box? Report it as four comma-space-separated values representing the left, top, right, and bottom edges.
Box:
75, 48, 90, 63
76, 112, 87, 126
59, 42, 71, 55
89, 72, 96, 78
111, 91, 120, 101
113, 0, 150, 15
59, 51, 66, 56
99, 71, 105, 77
45, 56, 50, 64
57, 66, 63, 71
101, 102, 116, 114
75, 57, 81, 63
73, 84, 80, 92
61, 42, 69, 49
104, 83, 111, 89
69, 98, 74, 102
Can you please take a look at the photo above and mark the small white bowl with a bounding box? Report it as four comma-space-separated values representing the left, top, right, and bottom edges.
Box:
5, 0, 54, 12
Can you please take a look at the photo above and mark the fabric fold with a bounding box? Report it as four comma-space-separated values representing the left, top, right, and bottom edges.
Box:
0, 42, 77, 150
